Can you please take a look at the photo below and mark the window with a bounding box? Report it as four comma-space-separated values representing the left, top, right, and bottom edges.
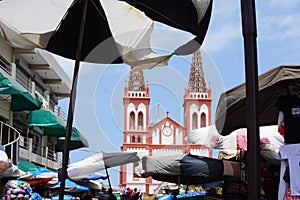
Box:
32, 134, 41, 155
201, 113, 206, 128
130, 112, 135, 130
137, 135, 141, 143
192, 113, 198, 129
132, 135, 136, 143
138, 112, 143, 130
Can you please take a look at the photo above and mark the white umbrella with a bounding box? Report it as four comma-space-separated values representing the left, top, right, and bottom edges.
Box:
67, 152, 140, 185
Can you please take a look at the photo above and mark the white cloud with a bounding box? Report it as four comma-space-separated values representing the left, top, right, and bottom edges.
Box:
268, 0, 300, 10
202, 1, 241, 52
257, 1, 300, 41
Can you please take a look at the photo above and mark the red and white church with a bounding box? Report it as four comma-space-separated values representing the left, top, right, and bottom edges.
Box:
120, 49, 213, 194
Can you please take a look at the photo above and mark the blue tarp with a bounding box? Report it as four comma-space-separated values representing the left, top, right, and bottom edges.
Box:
51, 195, 73, 200
51, 179, 90, 193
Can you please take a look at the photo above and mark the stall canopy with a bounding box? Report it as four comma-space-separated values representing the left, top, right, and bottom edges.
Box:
215, 65, 300, 136
28, 109, 89, 151
17, 159, 39, 172
0, 72, 41, 111
50, 179, 90, 193
18, 167, 59, 186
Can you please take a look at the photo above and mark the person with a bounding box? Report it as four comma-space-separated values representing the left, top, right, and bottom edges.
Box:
80, 192, 92, 200
138, 189, 143, 200
126, 187, 133, 200
276, 91, 300, 144
99, 188, 117, 200
276, 91, 300, 199
131, 188, 140, 200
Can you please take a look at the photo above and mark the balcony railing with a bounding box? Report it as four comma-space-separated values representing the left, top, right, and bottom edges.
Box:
0, 121, 62, 169
0, 55, 12, 75
0, 121, 20, 163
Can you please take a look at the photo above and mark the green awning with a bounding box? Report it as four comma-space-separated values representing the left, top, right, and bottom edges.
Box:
28, 109, 89, 151
29, 108, 63, 128
56, 128, 89, 152
17, 159, 39, 172
0, 72, 41, 111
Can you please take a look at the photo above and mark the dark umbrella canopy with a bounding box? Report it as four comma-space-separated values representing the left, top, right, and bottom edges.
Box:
141, 154, 224, 184
48, 0, 213, 62
0, 0, 213, 66
46, 0, 123, 63
215, 65, 300, 136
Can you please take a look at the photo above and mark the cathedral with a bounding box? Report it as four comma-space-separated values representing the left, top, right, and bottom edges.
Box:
120, 49, 213, 194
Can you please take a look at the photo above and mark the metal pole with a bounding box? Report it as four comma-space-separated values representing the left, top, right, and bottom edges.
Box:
240, 0, 260, 199
59, 0, 88, 199
105, 166, 112, 190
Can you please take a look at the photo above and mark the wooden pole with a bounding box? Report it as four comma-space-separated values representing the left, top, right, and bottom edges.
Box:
59, 0, 88, 199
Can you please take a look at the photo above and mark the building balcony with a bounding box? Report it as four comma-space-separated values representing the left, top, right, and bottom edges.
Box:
19, 135, 62, 170
0, 121, 62, 170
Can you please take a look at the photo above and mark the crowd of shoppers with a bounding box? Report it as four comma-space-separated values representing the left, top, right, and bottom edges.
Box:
121, 187, 143, 200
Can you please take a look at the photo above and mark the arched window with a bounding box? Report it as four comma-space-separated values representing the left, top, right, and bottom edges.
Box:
130, 112, 135, 130
137, 135, 141, 143
138, 112, 143, 130
132, 135, 136, 143
192, 113, 198, 129
201, 113, 206, 128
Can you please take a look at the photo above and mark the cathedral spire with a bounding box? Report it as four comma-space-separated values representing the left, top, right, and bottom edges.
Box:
128, 67, 145, 91
188, 48, 207, 92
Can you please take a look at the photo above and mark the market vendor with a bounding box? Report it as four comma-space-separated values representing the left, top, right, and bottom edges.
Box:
276, 91, 300, 199
276, 93, 300, 144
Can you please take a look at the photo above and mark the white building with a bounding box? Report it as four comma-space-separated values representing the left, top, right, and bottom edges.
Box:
0, 29, 88, 172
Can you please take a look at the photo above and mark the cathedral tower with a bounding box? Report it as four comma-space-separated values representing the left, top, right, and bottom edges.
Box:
121, 67, 150, 187
123, 67, 150, 137
183, 48, 212, 132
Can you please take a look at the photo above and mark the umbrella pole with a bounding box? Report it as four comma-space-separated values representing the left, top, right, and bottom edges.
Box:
105, 166, 112, 190
240, 0, 260, 199
59, 0, 88, 200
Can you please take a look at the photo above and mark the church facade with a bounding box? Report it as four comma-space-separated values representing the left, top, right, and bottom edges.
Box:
120, 49, 213, 194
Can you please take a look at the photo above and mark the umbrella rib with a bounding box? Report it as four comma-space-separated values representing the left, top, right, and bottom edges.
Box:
91, 0, 108, 21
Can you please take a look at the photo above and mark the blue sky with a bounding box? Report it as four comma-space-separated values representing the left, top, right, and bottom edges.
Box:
54, 0, 300, 185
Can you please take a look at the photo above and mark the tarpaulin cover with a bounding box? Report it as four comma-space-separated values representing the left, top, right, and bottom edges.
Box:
18, 167, 59, 186
50, 179, 89, 193
141, 154, 224, 184
187, 125, 284, 151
